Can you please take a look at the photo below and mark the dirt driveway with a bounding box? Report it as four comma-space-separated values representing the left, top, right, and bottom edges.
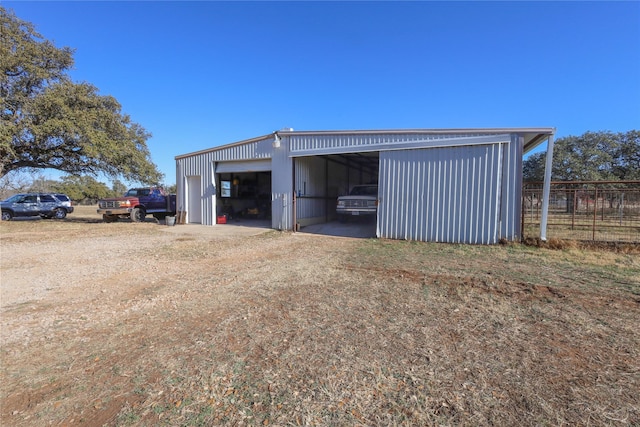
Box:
1, 207, 639, 426
0, 217, 272, 308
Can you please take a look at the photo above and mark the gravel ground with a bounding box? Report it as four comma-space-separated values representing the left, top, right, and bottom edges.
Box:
1, 221, 269, 301
1, 207, 638, 426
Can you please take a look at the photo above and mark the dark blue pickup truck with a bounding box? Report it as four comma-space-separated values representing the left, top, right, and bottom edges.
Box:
97, 187, 176, 222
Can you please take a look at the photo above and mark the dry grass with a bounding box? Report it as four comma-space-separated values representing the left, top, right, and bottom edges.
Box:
521, 220, 640, 244
1, 214, 639, 426
522, 236, 640, 255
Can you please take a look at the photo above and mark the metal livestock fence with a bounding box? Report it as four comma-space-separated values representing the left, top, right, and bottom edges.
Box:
522, 181, 640, 243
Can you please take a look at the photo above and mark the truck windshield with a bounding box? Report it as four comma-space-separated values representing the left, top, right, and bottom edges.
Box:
125, 189, 150, 197
350, 186, 377, 196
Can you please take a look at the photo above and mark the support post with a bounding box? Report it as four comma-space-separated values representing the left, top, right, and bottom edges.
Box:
540, 134, 555, 241
325, 158, 329, 223
292, 158, 297, 232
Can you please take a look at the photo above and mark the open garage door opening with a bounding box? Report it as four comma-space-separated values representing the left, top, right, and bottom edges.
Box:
216, 167, 272, 224
294, 152, 379, 237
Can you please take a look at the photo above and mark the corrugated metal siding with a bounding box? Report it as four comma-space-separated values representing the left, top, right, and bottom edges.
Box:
289, 132, 501, 156
176, 152, 216, 225
176, 130, 536, 234
378, 144, 504, 244
499, 135, 523, 240
215, 159, 271, 173
295, 157, 328, 220
175, 136, 273, 225
271, 136, 294, 230
209, 138, 272, 161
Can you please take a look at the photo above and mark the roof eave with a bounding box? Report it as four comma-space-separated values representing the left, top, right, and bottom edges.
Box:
277, 127, 556, 137
175, 133, 274, 160
175, 127, 556, 159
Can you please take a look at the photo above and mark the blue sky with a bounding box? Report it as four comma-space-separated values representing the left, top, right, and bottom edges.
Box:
5, 1, 640, 186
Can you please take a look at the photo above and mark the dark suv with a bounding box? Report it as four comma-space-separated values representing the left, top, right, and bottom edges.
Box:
1, 193, 74, 221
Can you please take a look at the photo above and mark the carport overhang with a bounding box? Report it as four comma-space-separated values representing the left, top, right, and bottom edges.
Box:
275, 127, 555, 153
518, 128, 557, 242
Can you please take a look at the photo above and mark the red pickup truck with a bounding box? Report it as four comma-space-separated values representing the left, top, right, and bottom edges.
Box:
97, 187, 177, 222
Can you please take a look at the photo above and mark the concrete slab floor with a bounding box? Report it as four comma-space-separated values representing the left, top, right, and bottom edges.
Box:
300, 220, 377, 239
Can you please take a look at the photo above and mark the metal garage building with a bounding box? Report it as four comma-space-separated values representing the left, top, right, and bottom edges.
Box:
175, 128, 556, 244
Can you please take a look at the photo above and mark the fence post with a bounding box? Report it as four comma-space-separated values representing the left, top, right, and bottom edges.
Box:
586, 195, 589, 212
572, 188, 577, 230
521, 190, 526, 241
592, 185, 598, 241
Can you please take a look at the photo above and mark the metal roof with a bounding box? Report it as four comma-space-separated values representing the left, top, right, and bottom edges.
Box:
175, 127, 555, 159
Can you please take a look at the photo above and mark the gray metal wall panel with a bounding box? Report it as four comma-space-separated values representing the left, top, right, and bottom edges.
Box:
210, 138, 272, 162
512, 137, 524, 238
295, 157, 325, 198
176, 131, 530, 234
295, 157, 327, 220
290, 133, 505, 156
378, 144, 503, 244
176, 151, 217, 226
271, 136, 294, 230
215, 159, 272, 173
176, 137, 274, 226
499, 136, 523, 240
177, 136, 291, 230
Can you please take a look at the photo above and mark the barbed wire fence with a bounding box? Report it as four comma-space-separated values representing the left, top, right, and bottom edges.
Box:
522, 181, 640, 243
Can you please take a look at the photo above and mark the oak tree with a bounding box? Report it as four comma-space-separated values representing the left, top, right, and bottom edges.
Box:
52, 175, 112, 203
0, 7, 163, 184
523, 130, 639, 182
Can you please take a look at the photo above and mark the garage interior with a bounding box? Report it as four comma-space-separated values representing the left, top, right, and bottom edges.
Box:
293, 152, 379, 230
216, 171, 272, 221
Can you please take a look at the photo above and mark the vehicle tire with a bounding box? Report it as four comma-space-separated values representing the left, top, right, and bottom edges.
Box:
53, 208, 67, 219
130, 207, 145, 222
1, 210, 13, 221
103, 214, 118, 223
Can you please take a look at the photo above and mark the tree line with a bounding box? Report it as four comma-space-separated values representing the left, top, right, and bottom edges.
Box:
0, 173, 177, 204
523, 130, 639, 182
